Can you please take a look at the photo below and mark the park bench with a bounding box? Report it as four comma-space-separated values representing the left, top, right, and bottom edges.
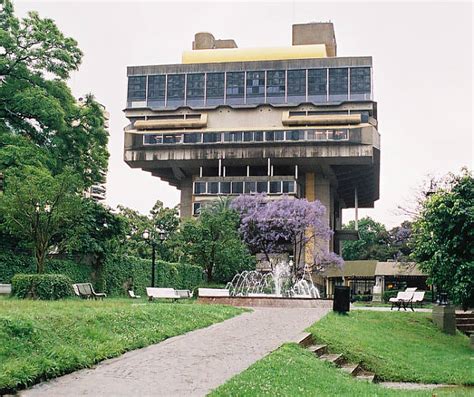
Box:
389, 290, 415, 311
146, 287, 192, 301
198, 288, 230, 297
128, 290, 141, 299
73, 283, 107, 300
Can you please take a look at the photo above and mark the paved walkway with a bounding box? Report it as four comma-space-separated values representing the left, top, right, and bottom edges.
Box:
22, 307, 329, 397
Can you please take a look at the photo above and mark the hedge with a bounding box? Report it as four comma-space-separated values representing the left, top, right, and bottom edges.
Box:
103, 255, 203, 296
0, 253, 91, 285
11, 274, 73, 300
1, 252, 203, 297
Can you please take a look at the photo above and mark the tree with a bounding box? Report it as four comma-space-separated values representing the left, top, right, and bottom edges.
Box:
174, 199, 255, 282
117, 200, 180, 260
231, 194, 342, 274
411, 169, 474, 308
0, 166, 83, 273
0, 0, 108, 187
65, 199, 126, 264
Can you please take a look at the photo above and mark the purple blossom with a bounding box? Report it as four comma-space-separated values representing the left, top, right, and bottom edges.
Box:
231, 194, 343, 273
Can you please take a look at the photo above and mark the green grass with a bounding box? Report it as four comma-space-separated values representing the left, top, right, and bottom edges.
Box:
308, 311, 473, 385
0, 297, 245, 393
352, 301, 433, 308
210, 343, 472, 397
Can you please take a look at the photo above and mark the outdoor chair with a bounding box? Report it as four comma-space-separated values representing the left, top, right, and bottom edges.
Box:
146, 287, 180, 301
405, 287, 417, 292
72, 284, 81, 297
128, 290, 141, 299
75, 283, 106, 300
389, 291, 415, 311
411, 291, 426, 310
175, 289, 193, 298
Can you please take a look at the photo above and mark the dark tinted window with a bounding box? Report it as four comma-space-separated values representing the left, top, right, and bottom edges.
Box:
203, 133, 221, 143
283, 181, 295, 193
220, 182, 231, 194
226, 72, 245, 98
266, 70, 285, 97
270, 181, 281, 194
128, 76, 146, 100
167, 74, 185, 99
244, 181, 256, 193
246, 71, 265, 98
186, 73, 205, 99
329, 68, 348, 95
257, 181, 268, 193
194, 182, 206, 194
147, 75, 165, 100
183, 133, 201, 143
208, 182, 219, 194
287, 70, 306, 96
350, 68, 371, 94
308, 69, 327, 95
206, 73, 225, 99
254, 131, 264, 141
232, 181, 244, 194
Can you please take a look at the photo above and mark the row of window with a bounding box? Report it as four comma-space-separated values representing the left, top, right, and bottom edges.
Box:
193, 180, 297, 195
142, 129, 349, 145
127, 67, 371, 108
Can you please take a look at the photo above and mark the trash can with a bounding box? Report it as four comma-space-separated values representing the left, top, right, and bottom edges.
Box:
333, 286, 350, 313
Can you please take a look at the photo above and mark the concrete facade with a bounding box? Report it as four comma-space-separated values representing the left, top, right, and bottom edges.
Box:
123, 23, 381, 255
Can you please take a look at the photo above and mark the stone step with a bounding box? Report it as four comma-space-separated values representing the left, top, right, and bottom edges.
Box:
307, 344, 328, 357
297, 332, 314, 347
340, 363, 361, 376
320, 353, 345, 366
455, 313, 474, 319
355, 371, 375, 383
456, 324, 474, 332
456, 317, 474, 324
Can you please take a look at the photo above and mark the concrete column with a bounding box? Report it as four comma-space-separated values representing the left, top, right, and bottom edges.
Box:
179, 177, 193, 219
304, 172, 334, 266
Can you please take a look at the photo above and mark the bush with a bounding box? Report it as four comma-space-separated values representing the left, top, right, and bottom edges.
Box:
0, 253, 91, 284
11, 274, 73, 300
103, 255, 203, 296
352, 294, 372, 302
383, 289, 401, 303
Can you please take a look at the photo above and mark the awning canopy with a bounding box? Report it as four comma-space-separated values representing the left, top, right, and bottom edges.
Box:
323, 261, 427, 278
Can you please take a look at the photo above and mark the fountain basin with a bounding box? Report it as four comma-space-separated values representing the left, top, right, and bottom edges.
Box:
197, 295, 333, 308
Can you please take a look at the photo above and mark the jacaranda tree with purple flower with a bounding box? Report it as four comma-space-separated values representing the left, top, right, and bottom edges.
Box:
231, 194, 343, 275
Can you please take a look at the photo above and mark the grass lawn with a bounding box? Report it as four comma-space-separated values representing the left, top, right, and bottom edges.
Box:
308, 311, 473, 385
352, 301, 433, 309
0, 297, 245, 393
210, 343, 472, 397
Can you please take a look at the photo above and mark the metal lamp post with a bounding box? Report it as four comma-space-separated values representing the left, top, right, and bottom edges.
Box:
143, 229, 166, 287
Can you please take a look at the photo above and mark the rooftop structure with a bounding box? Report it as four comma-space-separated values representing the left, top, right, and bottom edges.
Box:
123, 22, 380, 256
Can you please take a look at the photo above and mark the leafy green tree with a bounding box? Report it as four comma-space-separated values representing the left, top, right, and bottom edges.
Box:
117, 200, 180, 260
342, 217, 391, 260
411, 169, 474, 308
0, 166, 83, 273
173, 200, 255, 282
0, 0, 108, 187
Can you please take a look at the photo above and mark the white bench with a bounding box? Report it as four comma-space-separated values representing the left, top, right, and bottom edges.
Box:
389, 290, 415, 311
146, 288, 192, 301
0, 284, 11, 295
198, 288, 230, 297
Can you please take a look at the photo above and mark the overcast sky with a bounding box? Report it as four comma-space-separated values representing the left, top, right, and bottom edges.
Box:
16, 1, 473, 228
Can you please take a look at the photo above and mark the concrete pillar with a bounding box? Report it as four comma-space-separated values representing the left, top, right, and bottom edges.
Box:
432, 305, 456, 335
179, 177, 193, 218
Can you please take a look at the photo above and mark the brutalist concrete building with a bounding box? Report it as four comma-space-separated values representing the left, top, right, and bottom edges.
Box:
123, 22, 380, 254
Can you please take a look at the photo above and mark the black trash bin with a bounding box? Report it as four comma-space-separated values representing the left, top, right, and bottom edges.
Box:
333, 286, 350, 313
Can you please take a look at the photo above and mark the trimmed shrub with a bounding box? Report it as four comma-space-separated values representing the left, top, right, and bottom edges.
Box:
11, 274, 74, 300
103, 255, 204, 296
0, 253, 91, 284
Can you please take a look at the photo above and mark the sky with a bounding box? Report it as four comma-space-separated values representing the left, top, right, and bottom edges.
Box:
15, 0, 473, 228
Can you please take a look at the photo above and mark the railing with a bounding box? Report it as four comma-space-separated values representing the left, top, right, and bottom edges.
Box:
193, 177, 298, 196
142, 129, 350, 146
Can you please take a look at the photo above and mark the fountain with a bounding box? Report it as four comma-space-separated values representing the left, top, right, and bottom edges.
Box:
225, 260, 321, 299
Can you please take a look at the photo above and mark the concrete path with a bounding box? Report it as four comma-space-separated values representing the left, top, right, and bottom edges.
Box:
22, 307, 329, 397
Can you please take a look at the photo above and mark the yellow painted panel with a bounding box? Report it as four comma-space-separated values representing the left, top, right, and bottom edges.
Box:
305, 172, 315, 202
182, 44, 327, 64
